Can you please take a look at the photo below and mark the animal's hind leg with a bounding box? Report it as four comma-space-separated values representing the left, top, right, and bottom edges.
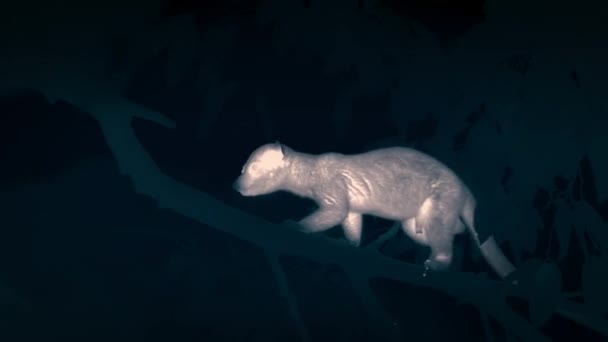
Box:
424, 232, 455, 272
419, 193, 461, 272
415, 197, 434, 234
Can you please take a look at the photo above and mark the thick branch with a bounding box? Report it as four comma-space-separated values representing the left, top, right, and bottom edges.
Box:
57, 92, 604, 341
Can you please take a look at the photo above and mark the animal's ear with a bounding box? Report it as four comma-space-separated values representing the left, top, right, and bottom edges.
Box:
275, 140, 288, 158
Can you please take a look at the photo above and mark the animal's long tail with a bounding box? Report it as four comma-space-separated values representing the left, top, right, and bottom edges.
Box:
479, 236, 516, 278
461, 196, 516, 279
461, 194, 481, 246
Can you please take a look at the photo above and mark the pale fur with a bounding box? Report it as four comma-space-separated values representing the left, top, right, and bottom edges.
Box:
234, 143, 516, 278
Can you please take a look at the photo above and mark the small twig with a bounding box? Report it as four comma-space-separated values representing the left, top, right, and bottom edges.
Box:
555, 298, 608, 338
480, 309, 497, 342
266, 251, 311, 342
347, 272, 403, 342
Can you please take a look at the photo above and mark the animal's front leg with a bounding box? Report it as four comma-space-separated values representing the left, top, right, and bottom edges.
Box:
342, 212, 362, 247
299, 207, 348, 233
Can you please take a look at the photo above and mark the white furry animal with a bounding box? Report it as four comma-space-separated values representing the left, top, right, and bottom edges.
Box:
233, 142, 516, 278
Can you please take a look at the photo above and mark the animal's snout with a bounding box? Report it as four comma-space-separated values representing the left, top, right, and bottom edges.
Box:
233, 176, 250, 195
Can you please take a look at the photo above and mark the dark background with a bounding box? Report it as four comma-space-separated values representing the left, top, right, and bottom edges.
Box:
0, 0, 607, 341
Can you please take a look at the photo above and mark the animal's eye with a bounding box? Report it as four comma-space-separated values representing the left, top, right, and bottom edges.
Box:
249, 162, 260, 173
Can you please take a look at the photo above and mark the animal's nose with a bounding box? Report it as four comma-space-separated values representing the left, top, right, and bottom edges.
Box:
232, 179, 240, 191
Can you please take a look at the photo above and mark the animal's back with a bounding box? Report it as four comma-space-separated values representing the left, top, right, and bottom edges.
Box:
319, 147, 463, 220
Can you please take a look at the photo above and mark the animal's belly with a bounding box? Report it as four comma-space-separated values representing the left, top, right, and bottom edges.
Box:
402, 218, 429, 246
348, 193, 421, 220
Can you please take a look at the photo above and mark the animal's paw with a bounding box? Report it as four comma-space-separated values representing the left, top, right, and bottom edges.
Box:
423, 258, 449, 272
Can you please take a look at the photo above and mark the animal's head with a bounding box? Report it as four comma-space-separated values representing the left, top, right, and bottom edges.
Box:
233, 142, 291, 196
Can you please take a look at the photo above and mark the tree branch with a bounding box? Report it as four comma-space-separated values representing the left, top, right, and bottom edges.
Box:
266, 252, 310, 342
54, 91, 604, 341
